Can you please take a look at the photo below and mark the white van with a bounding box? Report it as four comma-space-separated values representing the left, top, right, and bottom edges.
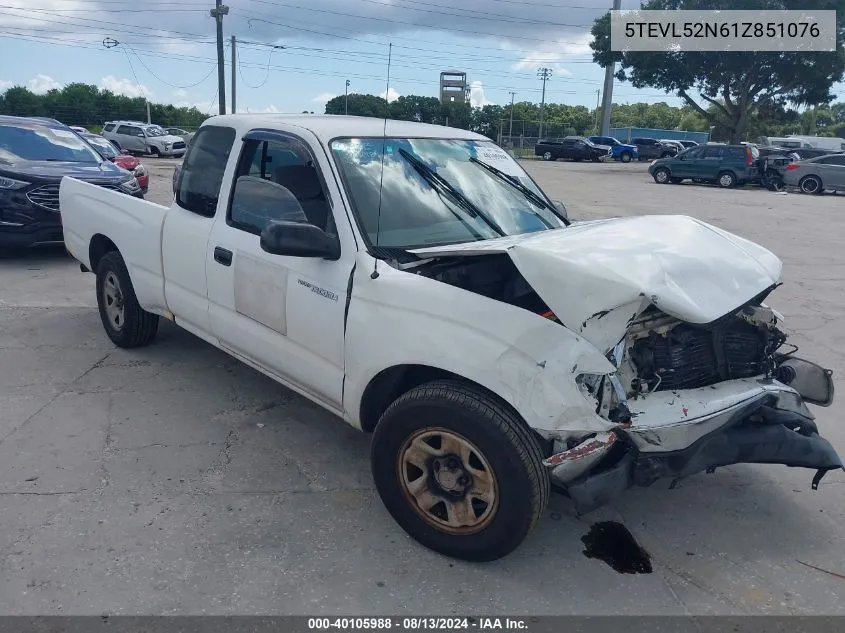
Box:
761, 136, 845, 151
786, 136, 845, 151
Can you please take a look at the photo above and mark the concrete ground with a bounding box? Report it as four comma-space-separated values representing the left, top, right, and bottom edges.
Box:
1, 157, 843, 615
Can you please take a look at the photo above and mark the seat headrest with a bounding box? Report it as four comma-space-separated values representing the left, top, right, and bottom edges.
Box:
273, 165, 323, 199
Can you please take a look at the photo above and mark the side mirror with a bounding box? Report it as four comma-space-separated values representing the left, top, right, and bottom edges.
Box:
261, 220, 340, 260
552, 200, 568, 220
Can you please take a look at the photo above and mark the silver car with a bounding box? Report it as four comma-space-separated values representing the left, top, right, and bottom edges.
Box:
783, 153, 845, 194
164, 127, 195, 146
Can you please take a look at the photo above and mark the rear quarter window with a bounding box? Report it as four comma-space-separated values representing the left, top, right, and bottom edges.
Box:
176, 126, 237, 218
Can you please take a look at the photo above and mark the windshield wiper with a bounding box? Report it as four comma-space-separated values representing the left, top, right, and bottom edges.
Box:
469, 156, 562, 227
398, 148, 505, 237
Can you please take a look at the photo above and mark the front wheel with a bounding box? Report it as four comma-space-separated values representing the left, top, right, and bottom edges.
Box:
542, 151, 555, 161
620, 151, 632, 163
96, 251, 159, 348
371, 381, 549, 562
652, 167, 671, 184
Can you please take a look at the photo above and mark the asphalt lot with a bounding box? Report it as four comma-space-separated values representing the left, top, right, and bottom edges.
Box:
1, 157, 844, 615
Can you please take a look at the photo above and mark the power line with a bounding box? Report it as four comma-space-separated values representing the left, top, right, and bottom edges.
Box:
236, 2, 593, 46
308, 0, 596, 28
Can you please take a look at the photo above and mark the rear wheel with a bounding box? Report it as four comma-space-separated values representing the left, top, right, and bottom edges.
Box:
96, 251, 159, 348
620, 151, 632, 163
371, 381, 549, 562
799, 175, 823, 194
652, 167, 671, 184
717, 171, 737, 188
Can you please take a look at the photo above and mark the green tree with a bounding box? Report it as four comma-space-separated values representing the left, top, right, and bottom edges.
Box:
389, 95, 442, 124
591, 0, 845, 143
324, 93, 389, 118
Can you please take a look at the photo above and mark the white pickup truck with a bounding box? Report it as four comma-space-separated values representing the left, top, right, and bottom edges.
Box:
60, 115, 841, 561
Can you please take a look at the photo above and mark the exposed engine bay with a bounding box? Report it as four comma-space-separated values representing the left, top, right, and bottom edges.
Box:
402, 254, 557, 319
620, 304, 788, 396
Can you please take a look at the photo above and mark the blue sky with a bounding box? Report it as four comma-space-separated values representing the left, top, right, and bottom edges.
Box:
0, 0, 839, 118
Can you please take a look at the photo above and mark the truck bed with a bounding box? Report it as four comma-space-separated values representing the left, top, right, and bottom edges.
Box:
59, 177, 170, 316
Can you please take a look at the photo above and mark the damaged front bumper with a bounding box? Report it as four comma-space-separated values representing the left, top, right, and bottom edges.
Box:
547, 384, 843, 515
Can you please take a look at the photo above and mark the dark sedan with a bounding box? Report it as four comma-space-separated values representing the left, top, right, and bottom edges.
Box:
0, 115, 141, 250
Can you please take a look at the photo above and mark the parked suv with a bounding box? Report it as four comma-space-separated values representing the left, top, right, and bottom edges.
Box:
164, 127, 195, 146
534, 136, 611, 162
102, 121, 186, 157
587, 135, 639, 162
0, 115, 141, 250
648, 143, 760, 187
631, 137, 678, 160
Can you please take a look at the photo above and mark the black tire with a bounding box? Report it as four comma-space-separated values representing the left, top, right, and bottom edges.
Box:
652, 167, 671, 184
542, 151, 555, 161
371, 380, 549, 562
95, 251, 159, 348
799, 175, 823, 195
149, 146, 160, 157
620, 151, 632, 163
717, 170, 737, 188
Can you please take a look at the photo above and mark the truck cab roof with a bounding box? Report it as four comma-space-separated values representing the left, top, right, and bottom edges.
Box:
202, 114, 489, 145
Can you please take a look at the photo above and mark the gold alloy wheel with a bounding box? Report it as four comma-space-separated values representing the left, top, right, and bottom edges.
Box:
397, 427, 499, 535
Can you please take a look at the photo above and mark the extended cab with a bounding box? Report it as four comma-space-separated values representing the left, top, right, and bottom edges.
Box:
60, 115, 841, 562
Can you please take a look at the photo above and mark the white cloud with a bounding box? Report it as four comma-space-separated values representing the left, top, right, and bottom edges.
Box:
100, 75, 151, 99
469, 81, 494, 108
379, 87, 400, 103
27, 74, 62, 94
261, 105, 279, 113
174, 88, 188, 98
0, 79, 12, 92
312, 92, 335, 103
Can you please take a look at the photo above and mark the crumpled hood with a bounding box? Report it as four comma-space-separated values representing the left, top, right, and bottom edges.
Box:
412, 215, 783, 343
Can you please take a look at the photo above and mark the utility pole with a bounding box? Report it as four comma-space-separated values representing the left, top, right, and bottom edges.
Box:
231, 35, 236, 113
210, 0, 229, 115
594, 89, 600, 132
146, 100, 151, 124
537, 68, 552, 138
345, 79, 350, 115
508, 91, 516, 137
599, 0, 621, 135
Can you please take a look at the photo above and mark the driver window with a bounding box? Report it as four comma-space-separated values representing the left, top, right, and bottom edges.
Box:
228, 135, 334, 236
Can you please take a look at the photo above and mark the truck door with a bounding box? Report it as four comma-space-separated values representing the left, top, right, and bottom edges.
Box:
163, 124, 237, 340
205, 129, 356, 410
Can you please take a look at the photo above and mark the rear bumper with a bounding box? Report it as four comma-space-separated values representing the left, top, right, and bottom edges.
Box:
556, 392, 843, 514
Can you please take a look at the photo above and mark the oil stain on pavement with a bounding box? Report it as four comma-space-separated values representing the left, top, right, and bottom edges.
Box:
581, 521, 653, 574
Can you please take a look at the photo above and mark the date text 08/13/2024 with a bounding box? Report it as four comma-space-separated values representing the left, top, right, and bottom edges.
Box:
307, 618, 528, 630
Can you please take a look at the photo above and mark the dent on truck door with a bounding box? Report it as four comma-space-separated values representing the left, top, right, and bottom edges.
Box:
205, 130, 355, 409
163, 125, 237, 339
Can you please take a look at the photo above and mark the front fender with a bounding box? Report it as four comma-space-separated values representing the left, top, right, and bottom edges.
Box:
343, 254, 617, 438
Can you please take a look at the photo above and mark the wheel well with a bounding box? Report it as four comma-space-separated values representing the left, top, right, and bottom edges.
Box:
358, 364, 532, 439
89, 234, 119, 272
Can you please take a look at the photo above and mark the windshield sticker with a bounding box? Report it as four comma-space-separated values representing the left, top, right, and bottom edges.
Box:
474, 145, 523, 177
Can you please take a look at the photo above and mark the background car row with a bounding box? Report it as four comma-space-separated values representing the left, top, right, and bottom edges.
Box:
0, 115, 145, 250
649, 142, 845, 194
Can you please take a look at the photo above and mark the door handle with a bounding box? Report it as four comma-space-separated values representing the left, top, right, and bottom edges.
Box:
213, 246, 233, 266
